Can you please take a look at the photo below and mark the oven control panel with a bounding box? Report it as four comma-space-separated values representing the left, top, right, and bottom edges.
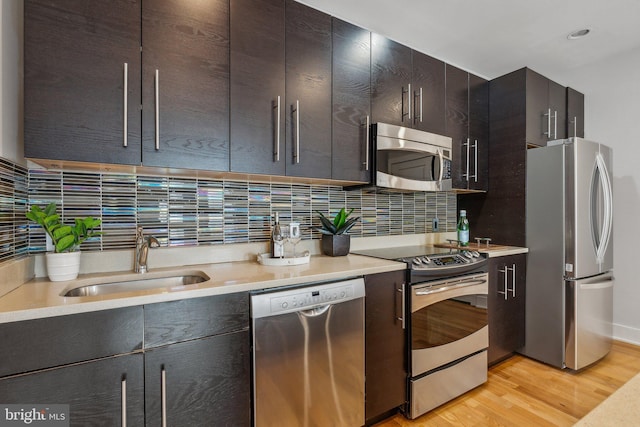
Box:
408, 251, 482, 269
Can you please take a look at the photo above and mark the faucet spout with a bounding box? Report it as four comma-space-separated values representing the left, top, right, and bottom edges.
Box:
135, 227, 160, 273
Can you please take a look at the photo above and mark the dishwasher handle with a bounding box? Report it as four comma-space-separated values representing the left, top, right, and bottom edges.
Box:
299, 305, 331, 317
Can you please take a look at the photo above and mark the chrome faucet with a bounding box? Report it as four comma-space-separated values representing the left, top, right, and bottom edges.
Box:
135, 226, 160, 274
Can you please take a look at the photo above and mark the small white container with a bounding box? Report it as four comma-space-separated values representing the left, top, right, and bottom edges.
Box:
45, 251, 81, 282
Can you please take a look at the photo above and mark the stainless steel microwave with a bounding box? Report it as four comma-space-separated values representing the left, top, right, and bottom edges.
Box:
365, 122, 452, 192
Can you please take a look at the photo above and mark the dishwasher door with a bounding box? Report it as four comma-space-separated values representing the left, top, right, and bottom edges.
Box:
252, 278, 365, 427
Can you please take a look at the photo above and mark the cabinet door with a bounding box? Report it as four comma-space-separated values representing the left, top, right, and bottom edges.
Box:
567, 87, 585, 138
230, 0, 286, 175
549, 80, 567, 140
445, 64, 469, 189
284, 0, 332, 179
525, 68, 551, 147
24, 0, 141, 165
142, 0, 229, 171
469, 73, 489, 191
412, 52, 446, 135
145, 331, 251, 427
371, 34, 412, 127
332, 18, 371, 183
364, 271, 406, 423
0, 354, 144, 427
488, 254, 526, 365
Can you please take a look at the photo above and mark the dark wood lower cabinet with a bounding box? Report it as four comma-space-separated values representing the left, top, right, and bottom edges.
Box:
365, 271, 407, 424
0, 353, 145, 427
488, 254, 527, 365
144, 330, 251, 427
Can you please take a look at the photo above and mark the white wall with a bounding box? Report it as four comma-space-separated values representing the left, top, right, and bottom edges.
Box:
0, 0, 24, 164
556, 48, 640, 344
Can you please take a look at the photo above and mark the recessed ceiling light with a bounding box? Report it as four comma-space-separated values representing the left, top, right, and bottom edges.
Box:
567, 29, 590, 40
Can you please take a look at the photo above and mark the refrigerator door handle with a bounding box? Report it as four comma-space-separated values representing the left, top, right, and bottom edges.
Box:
592, 152, 613, 266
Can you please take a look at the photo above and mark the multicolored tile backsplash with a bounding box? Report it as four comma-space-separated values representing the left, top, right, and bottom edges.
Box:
0, 156, 457, 262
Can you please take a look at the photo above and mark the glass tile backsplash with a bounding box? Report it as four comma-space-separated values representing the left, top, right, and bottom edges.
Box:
0, 157, 457, 260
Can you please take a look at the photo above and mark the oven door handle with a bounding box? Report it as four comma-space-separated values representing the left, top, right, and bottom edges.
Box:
414, 278, 487, 296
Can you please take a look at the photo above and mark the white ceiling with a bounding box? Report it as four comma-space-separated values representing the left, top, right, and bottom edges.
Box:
297, 0, 640, 84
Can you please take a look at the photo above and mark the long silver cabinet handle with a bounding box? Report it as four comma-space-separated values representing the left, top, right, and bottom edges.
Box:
293, 100, 300, 164
274, 96, 281, 162
121, 377, 127, 427
573, 116, 578, 138
364, 115, 370, 171
161, 367, 167, 427
553, 110, 558, 139
408, 83, 412, 124
473, 139, 478, 182
123, 63, 128, 148
544, 108, 551, 138
397, 285, 405, 329
155, 69, 160, 151
463, 138, 470, 180
419, 87, 423, 123
511, 263, 516, 297
498, 267, 508, 300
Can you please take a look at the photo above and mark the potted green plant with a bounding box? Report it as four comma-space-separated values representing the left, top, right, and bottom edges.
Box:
315, 208, 360, 257
26, 203, 102, 281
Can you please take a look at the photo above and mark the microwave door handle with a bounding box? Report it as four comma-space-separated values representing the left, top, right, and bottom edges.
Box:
438, 149, 444, 182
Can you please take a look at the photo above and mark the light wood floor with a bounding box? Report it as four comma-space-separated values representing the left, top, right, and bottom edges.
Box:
375, 340, 640, 427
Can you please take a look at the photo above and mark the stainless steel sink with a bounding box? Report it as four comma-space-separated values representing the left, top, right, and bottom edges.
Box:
62, 272, 210, 297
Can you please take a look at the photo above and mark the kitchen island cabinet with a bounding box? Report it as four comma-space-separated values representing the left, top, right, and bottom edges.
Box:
364, 271, 407, 424
488, 253, 526, 365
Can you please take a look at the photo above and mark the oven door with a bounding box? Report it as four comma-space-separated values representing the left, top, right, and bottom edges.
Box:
410, 273, 488, 375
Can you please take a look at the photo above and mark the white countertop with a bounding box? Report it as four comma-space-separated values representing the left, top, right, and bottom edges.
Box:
480, 246, 529, 257
0, 254, 405, 324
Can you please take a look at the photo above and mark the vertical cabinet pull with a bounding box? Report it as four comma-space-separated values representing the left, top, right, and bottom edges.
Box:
419, 87, 423, 123
123, 63, 128, 148
473, 139, 478, 183
292, 100, 300, 164
396, 284, 405, 329
498, 267, 508, 300
155, 69, 160, 151
553, 110, 558, 139
402, 84, 412, 123
463, 138, 470, 180
274, 96, 281, 162
161, 367, 167, 427
121, 377, 127, 427
363, 115, 370, 171
544, 108, 551, 138
573, 116, 578, 138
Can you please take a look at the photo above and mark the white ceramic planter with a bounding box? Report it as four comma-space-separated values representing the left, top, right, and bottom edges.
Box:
45, 251, 81, 282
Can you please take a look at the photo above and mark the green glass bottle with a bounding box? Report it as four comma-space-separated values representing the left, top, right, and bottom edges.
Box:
457, 210, 469, 246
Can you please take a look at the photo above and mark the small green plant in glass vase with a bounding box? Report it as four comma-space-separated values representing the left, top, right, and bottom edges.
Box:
315, 208, 360, 256
26, 203, 102, 281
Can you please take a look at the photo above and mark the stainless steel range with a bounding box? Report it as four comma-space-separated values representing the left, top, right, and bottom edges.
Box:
354, 245, 489, 419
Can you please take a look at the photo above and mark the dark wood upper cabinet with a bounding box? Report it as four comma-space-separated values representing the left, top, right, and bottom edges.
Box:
142, 0, 230, 171
331, 18, 371, 183
412, 52, 446, 135
230, 0, 286, 176
526, 68, 566, 147
284, 0, 332, 179
445, 65, 489, 192
445, 64, 470, 190
469, 73, 489, 191
371, 35, 412, 127
567, 87, 585, 138
24, 0, 142, 165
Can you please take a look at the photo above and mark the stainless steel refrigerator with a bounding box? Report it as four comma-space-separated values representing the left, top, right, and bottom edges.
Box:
523, 137, 613, 370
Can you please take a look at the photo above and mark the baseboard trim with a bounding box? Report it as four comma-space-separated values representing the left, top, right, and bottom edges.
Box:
613, 323, 640, 346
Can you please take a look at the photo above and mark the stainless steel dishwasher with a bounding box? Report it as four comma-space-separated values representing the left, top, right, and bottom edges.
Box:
251, 278, 365, 427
